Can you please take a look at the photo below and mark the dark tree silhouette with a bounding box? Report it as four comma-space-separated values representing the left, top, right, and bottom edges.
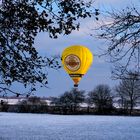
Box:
96, 6, 140, 78
18, 96, 47, 113
55, 88, 85, 114
115, 71, 140, 115
0, 0, 97, 96
88, 84, 113, 114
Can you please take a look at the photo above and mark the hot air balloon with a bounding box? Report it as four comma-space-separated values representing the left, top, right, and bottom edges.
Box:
61, 45, 93, 87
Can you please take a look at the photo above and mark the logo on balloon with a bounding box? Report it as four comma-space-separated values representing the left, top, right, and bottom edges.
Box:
64, 54, 81, 72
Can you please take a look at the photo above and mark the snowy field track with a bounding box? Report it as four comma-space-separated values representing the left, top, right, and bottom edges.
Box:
0, 113, 140, 140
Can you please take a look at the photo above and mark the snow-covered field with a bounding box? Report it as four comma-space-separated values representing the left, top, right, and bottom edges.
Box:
0, 113, 140, 140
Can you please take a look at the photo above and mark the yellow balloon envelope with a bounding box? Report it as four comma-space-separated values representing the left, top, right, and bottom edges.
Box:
61, 45, 93, 87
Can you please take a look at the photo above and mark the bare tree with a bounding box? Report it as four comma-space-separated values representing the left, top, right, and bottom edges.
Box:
115, 71, 140, 115
88, 84, 113, 114
96, 6, 140, 78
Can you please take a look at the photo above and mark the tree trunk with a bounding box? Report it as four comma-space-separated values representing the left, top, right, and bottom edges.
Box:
129, 96, 134, 115
87, 106, 90, 114
129, 103, 133, 115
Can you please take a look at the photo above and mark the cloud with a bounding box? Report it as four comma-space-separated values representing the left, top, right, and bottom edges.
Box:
95, 0, 140, 12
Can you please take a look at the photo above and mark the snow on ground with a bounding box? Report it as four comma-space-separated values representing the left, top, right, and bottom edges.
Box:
0, 98, 24, 105
0, 113, 140, 140
0, 98, 51, 105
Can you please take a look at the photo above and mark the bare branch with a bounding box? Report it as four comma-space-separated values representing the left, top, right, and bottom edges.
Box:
96, 6, 140, 78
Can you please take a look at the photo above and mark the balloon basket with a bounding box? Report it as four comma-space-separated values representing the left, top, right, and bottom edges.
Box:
74, 84, 78, 88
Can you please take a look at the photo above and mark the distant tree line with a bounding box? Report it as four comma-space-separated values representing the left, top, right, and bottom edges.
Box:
0, 96, 48, 113
0, 72, 140, 115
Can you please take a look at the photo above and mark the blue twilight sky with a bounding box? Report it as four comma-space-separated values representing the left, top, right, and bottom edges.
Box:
11, 0, 140, 97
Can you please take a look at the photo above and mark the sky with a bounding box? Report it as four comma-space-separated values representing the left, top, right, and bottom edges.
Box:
10, 0, 140, 97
